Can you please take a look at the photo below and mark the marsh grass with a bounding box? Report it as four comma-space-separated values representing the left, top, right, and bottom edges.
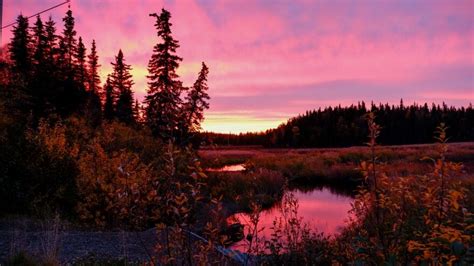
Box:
204, 142, 474, 193
234, 190, 333, 265
249, 153, 364, 192
229, 119, 473, 265
207, 169, 286, 212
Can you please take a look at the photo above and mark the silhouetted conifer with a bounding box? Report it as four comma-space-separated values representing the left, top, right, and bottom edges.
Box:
133, 99, 141, 123
110, 50, 135, 124
32, 16, 47, 69
103, 76, 115, 121
44, 16, 58, 65
59, 9, 77, 72
87, 40, 101, 94
184, 62, 210, 131
30, 15, 55, 118
144, 9, 184, 139
84, 39, 102, 126
76, 37, 88, 88
9, 15, 32, 77
55, 9, 86, 117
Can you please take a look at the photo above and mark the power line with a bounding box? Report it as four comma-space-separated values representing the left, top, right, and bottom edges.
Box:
1, 0, 70, 29
0, 0, 3, 50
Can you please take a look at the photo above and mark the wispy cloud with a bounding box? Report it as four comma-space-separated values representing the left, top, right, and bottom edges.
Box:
3, 0, 473, 133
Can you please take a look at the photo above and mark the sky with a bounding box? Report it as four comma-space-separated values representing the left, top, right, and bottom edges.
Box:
3, 0, 473, 133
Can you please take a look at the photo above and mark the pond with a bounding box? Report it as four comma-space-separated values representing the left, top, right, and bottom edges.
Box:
228, 187, 353, 251
207, 163, 246, 172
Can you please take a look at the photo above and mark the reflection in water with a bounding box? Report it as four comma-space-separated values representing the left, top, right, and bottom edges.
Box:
230, 187, 353, 250
207, 164, 246, 172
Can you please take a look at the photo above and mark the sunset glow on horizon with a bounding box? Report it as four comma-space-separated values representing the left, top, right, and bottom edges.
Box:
3, 0, 473, 133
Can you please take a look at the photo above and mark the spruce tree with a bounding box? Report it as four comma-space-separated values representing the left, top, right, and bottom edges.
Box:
133, 99, 141, 123
83, 40, 102, 126
144, 9, 184, 139
9, 15, 32, 77
44, 16, 58, 65
111, 50, 135, 124
59, 9, 77, 73
87, 40, 101, 94
76, 37, 87, 88
103, 76, 115, 121
183, 62, 210, 132
6, 15, 33, 119
56, 9, 86, 117
32, 16, 47, 69
31, 15, 52, 118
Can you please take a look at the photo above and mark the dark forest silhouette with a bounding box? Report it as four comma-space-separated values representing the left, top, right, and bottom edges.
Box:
1, 8, 210, 142
202, 100, 474, 147
0, 8, 210, 216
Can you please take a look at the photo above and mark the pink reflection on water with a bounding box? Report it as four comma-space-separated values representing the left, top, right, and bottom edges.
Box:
230, 188, 353, 250
207, 164, 246, 172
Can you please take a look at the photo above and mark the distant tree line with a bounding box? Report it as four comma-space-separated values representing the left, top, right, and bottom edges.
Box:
201, 100, 474, 147
1, 8, 210, 143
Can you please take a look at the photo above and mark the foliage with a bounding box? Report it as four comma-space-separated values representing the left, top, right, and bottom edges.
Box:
227, 115, 473, 265
0, 117, 78, 216
249, 152, 363, 193
340, 116, 472, 264
207, 168, 286, 212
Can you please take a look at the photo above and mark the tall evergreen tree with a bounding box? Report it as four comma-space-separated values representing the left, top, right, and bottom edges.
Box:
82, 40, 102, 126
183, 62, 210, 132
31, 15, 53, 118
103, 76, 115, 121
9, 15, 32, 76
87, 40, 101, 94
110, 50, 135, 124
59, 9, 77, 73
133, 99, 141, 123
55, 9, 87, 117
32, 16, 47, 69
44, 16, 58, 65
76, 37, 88, 88
5, 15, 33, 119
144, 9, 184, 139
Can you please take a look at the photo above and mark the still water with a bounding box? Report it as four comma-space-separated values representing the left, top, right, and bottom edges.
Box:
208, 164, 354, 250
229, 187, 353, 250
207, 164, 246, 172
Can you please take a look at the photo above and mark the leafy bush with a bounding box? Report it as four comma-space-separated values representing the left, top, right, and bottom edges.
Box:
340, 119, 473, 264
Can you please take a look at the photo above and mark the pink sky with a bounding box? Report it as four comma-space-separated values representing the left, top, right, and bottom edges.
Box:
3, 0, 473, 133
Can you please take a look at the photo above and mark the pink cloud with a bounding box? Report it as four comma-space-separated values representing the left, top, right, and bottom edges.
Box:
3, 0, 472, 133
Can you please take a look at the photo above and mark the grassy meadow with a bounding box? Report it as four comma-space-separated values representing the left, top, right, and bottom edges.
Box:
199, 139, 474, 264
201, 142, 474, 183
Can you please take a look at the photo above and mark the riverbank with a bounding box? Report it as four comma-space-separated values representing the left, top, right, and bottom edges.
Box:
200, 142, 474, 183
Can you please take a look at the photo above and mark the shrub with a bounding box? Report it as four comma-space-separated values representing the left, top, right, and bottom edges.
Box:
342, 118, 472, 264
